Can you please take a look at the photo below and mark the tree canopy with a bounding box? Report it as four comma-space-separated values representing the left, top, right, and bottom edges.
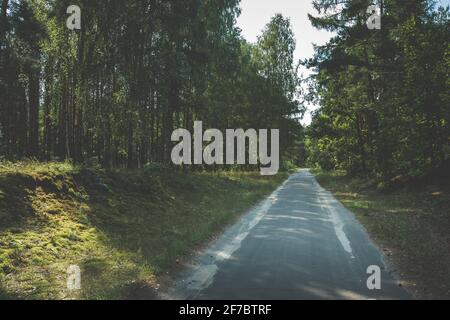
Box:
0, 0, 304, 169
305, 0, 449, 181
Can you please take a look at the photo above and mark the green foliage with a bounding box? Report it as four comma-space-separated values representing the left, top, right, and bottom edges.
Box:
305, 0, 450, 181
143, 162, 172, 174
0, 161, 288, 299
0, 0, 304, 168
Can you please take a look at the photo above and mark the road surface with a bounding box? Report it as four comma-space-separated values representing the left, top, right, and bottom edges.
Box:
168, 169, 409, 300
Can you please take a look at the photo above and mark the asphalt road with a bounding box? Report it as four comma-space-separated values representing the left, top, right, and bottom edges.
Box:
169, 169, 409, 300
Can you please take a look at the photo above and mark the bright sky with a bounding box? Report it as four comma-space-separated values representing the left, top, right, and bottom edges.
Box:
237, 0, 450, 126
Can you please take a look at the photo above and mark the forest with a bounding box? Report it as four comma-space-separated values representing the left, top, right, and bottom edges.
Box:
0, 0, 449, 300
306, 0, 449, 183
1, 0, 448, 182
0, 0, 303, 170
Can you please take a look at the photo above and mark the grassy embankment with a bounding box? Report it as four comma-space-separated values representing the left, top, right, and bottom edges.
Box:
0, 161, 288, 299
313, 169, 450, 299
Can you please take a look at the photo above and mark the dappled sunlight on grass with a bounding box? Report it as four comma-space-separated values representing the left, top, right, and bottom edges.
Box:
0, 161, 288, 299
0, 160, 79, 176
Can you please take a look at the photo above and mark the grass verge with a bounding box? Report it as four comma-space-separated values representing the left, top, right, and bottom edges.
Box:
0, 161, 288, 299
313, 169, 450, 299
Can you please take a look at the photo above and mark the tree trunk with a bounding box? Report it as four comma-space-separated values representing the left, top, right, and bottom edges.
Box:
28, 66, 40, 157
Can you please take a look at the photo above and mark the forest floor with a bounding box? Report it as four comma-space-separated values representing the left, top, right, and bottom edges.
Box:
313, 169, 450, 300
0, 161, 287, 300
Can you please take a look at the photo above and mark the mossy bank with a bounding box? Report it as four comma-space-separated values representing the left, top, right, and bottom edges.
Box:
0, 162, 288, 299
